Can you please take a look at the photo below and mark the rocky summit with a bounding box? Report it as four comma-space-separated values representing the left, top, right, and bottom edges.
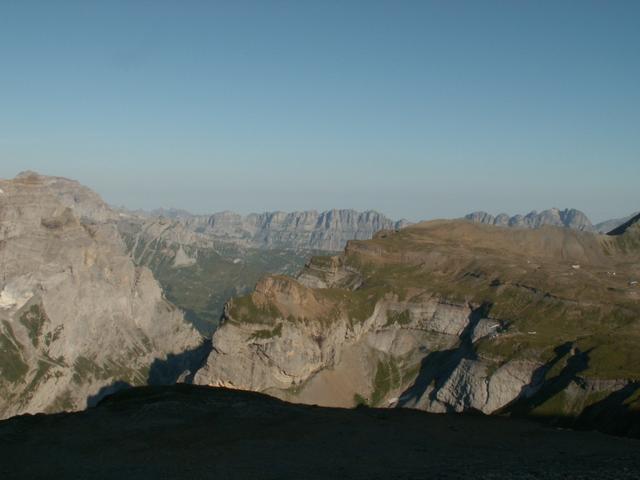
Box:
465, 208, 595, 231
194, 218, 640, 437
1, 384, 639, 480
0, 172, 203, 419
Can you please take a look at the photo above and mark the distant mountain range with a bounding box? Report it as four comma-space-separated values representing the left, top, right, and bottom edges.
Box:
465, 207, 640, 234
464, 208, 595, 231
124, 208, 410, 252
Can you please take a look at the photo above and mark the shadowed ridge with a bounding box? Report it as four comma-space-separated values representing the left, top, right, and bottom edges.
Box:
95, 383, 290, 410
1, 384, 640, 479
607, 212, 640, 236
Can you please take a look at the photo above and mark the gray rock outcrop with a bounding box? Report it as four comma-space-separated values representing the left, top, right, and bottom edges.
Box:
0, 172, 202, 418
193, 267, 539, 414
127, 208, 409, 252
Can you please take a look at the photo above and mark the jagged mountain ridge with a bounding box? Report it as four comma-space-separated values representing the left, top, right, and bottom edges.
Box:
125, 207, 409, 251
465, 208, 595, 232
0, 172, 202, 419
194, 220, 640, 436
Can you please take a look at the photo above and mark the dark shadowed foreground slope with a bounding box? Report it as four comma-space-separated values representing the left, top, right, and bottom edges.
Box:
1, 385, 639, 480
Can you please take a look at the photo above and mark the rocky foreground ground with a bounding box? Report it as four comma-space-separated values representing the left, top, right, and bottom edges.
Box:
0, 385, 638, 479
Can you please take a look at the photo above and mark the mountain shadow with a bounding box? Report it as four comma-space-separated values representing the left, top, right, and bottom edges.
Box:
502, 343, 591, 420
147, 339, 212, 385
84, 340, 212, 409
607, 212, 640, 235
575, 382, 640, 437
397, 303, 489, 409
86, 380, 132, 407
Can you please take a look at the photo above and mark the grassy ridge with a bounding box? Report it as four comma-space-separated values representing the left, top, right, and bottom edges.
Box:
222, 221, 640, 417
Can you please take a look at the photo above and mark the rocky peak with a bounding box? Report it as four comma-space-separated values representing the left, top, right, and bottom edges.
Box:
157, 208, 409, 251
465, 208, 595, 232
5, 171, 117, 224
0, 173, 202, 418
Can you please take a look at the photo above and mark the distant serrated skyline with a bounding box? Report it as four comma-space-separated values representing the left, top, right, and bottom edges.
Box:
1, 1, 638, 223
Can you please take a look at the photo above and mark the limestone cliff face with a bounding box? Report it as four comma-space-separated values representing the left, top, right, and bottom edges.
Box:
465, 208, 595, 232
193, 273, 533, 413
194, 220, 640, 427
159, 208, 408, 251
0, 172, 202, 418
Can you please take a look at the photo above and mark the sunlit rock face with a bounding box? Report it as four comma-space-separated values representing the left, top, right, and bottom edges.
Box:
0, 172, 201, 419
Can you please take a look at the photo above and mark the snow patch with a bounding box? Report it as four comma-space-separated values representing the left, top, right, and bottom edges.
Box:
173, 246, 196, 268
0, 286, 33, 310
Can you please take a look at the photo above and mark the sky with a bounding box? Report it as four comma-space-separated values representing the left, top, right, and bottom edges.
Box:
0, 1, 638, 222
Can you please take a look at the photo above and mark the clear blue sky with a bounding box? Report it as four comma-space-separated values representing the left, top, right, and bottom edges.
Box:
1, 1, 638, 222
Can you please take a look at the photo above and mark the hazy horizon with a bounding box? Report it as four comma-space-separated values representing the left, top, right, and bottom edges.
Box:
1, 1, 638, 223
2, 167, 637, 225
